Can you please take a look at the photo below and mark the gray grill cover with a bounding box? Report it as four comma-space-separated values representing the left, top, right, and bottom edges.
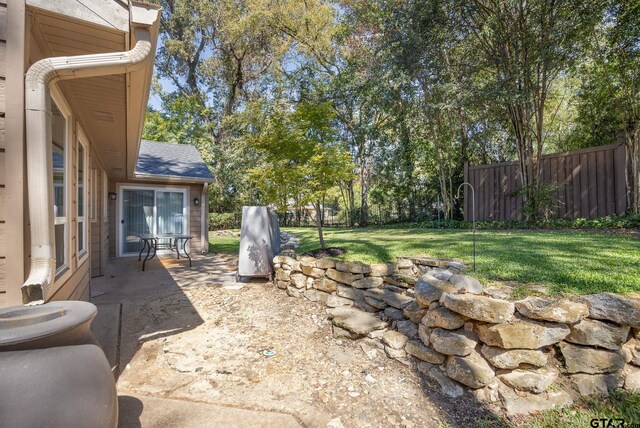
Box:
238, 206, 281, 278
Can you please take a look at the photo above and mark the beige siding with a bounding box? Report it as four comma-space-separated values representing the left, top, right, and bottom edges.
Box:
90, 167, 101, 277
0, 4, 5, 40
90, 158, 109, 278
49, 261, 90, 302
0, 38, 6, 78
108, 180, 116, 257
189, 184, 204, 253
0, 116, 4, 149
102, 174, 109, 273
0, 2, 7, 306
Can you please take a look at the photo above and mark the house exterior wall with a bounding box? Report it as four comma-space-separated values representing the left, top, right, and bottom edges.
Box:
2, 0, 27, 308
0, 2, 163, 307
0, 0, 7, 307
90, 150, 110, 278
0, 4, 114, 307
109, 181, 209, 258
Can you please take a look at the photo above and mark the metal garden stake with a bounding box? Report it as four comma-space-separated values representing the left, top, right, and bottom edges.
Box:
457, 182, 476, 271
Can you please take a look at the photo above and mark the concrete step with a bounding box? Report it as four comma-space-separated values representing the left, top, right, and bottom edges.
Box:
118, 394, 302, 428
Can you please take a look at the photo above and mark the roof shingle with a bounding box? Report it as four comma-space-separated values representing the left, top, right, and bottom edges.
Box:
135, 140, 213, 181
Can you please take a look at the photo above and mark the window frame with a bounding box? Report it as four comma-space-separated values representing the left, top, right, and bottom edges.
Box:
77, 127, 89, 263
50, 87, 72, 284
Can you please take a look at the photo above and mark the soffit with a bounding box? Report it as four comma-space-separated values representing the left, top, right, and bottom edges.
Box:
29, 8, 129, 179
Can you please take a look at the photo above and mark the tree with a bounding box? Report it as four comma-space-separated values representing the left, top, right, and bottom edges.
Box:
571, 0, 640, 212
149, 0, 339, 215
249, 102, 353, 247
462, 0, 603, 220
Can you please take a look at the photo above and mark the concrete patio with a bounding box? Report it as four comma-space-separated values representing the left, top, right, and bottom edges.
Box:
91, 254, 303, 427
90, 253, 492, 427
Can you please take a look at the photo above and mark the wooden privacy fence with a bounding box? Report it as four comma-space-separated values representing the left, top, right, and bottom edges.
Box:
463, 143, 627, 221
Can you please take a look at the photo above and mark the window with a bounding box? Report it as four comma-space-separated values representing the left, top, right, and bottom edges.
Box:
51, 100, 67, 273
77, 136, 87, 258
91, 168, 98, 222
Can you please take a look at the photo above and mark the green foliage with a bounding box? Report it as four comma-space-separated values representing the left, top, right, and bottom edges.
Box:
208, 212, 240, 230
149, 0, 640, 222
512, 183, 565, 221
375, 213, 640, 230
247, 101, 354, 211
143, 95, 212, 148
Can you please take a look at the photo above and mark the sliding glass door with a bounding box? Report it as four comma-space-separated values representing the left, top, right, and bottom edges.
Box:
119, 187, 187, 256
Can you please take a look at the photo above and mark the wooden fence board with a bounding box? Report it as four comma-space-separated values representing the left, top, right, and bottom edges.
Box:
465, 143, 627, 220
596, 151, 605, 217
615, 144, 627, 215
587, 153, 596, 217
605, 150, 615, 215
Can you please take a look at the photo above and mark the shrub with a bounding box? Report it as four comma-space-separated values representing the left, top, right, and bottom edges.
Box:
376, 214, 640, 231
209, 212, 240, 230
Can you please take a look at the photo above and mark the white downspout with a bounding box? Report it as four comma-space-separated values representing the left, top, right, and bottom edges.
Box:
22, 28, 152, 304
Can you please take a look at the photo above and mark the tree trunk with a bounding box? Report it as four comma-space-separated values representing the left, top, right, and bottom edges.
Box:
314, 200, 325, 248
360, 155, 370, 226
348, 180, 355, 227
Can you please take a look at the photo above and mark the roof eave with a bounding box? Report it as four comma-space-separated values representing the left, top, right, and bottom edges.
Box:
132, 172, 214, 184
126, 2, 161, 180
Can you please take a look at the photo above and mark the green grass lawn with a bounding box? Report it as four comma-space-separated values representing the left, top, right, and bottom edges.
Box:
437, 389, 640, 427
209, 227, 640, 296
208, 233, 241, 255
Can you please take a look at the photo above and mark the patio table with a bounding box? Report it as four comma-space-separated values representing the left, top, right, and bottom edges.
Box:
138, 233, 193, 271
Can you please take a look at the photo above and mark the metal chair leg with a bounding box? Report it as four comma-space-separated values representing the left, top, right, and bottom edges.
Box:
138, 239, 148, 262
142, 239, 152, 271
174, 238, 181, 259
183, 238, 192, 267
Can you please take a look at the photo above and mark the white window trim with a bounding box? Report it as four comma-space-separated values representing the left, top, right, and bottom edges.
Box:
77, 126, 89, 264
50, 86, 72, 287
116, 183, 190, 257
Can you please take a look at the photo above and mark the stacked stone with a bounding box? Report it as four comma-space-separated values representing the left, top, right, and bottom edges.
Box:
272, 254, 640, 416
561, 293, 640, 395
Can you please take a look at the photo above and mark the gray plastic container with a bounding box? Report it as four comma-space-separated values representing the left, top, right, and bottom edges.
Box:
0, 301, 117, 427
237, 206, 281, 281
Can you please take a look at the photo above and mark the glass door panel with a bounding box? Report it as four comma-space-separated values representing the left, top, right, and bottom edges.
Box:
122, 190, 154, 253
156, 191, 185, 235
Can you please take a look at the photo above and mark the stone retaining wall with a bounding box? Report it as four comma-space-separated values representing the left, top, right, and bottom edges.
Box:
273, 254, 640, 416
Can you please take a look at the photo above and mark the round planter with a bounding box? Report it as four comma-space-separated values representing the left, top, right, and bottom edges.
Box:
0, 301, 98, 351
0, 301, 117, 427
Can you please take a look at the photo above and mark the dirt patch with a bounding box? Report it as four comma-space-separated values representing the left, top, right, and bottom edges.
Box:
303, 247, 348, 258
116, 280, 498, 427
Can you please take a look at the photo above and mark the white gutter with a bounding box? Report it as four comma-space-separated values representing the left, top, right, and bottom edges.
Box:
22, 28, 152, 304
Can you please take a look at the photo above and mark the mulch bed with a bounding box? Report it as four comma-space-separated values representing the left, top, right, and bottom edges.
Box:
302, 247, 347, 258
